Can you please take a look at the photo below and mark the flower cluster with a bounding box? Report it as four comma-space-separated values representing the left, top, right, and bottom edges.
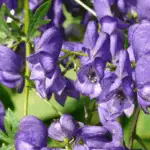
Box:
15, 114, 128, 150
0, 0, 149, 149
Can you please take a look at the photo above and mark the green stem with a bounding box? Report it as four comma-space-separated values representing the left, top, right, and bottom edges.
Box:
64, 138, 71, 150
44, 100, 63, 116
62, 49, 88, 57
24, 0, 31, 116
135, 135, 148, 150
74, 0, 97, 17
128, 107, 140, 149
84, 98, 88, 124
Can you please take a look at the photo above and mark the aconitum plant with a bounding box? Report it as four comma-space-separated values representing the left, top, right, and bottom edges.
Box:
0, 0, 149, 150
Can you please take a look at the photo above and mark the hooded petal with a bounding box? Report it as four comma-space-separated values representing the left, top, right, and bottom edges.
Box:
37, 27, 63, 56
0, 45, 23, 72
15, 116, 47, 149
132, 21, 150, 60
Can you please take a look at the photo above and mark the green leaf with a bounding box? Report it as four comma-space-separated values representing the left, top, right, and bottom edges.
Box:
4, 118, 13, 138
0, 144, 14, 150
2, 109, 18, 144
1, 4, 19, 23
0, 130, 13, 144
28, 0, 51, 38
7, 109, 18, 133
0, 7, 18, 46
0, 10, 11, 36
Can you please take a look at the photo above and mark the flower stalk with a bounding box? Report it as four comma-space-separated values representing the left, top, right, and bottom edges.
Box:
74, 0, 97, 17
128, 107, 140, 149
24, 0, 31, 116
62, 49, 88, 57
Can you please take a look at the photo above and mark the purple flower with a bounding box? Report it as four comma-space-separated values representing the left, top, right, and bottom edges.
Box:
28, 27, 66, 100
74, 121, 127, 150
15, 116, 48, 150
98, 50, 134, 122
48, 114, 79, 141
76, 58, 106, 99
0, 45, 24, 92
30, 64, 66, 100
129, 21, 150, 112
75, 21, 111, 99
61, 21, 111, 99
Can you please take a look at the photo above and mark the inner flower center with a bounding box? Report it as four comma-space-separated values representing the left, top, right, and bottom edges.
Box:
116, 91, 125, 100
87, 67, 97, 83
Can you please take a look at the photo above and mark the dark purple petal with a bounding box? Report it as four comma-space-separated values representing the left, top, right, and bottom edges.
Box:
83, 21, 98, 50
60, 114, 78, 138
38, 27, 62, 53
132, 21, 150, 60
100, 16, 117, 35
110, 30, 124, 62
48, 120, 66, 141
15, 116, 47, 149
54, 93, 67, 106
92, 32, 111, 62
137, 0, 150, 21
116, 18, 130, 30
0, 45, 23, 73
94, 0, 112, 20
